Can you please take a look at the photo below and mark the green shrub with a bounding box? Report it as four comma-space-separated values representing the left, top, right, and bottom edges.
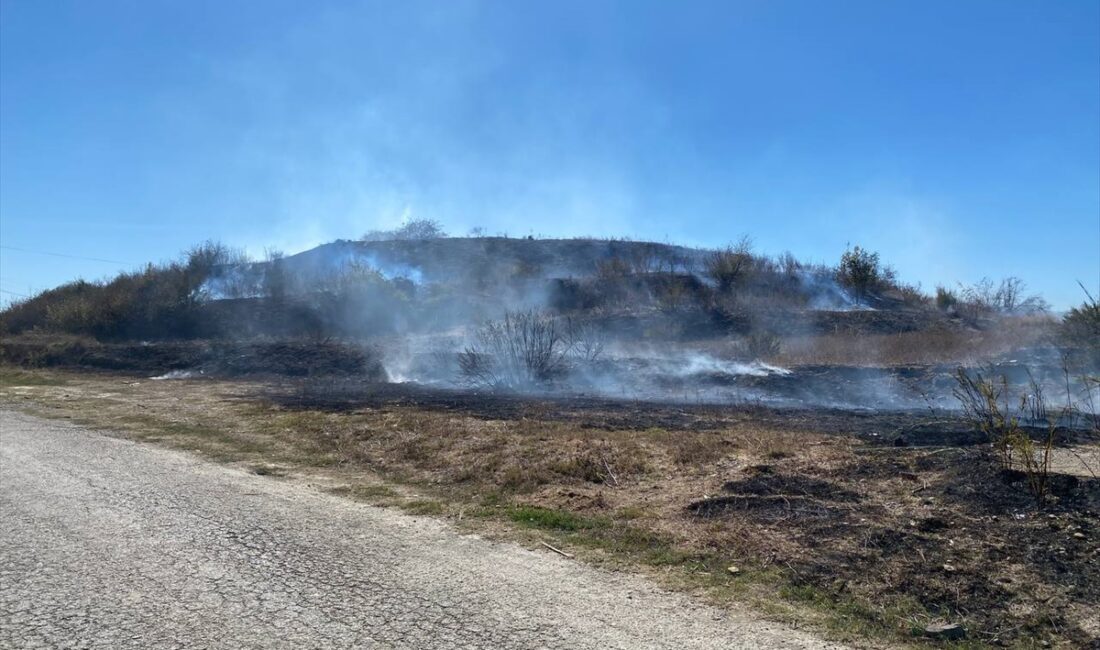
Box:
837, 246, 894, 299
362, 218, 447, 241
935, 285, 958, 311
0, 241, 242, 340
1062, 282, 1100, 348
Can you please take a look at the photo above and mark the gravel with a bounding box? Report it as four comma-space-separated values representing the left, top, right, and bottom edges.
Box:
0, 410, 847, 649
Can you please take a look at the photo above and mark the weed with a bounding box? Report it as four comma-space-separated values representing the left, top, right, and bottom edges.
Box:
953, 368, 1059, 506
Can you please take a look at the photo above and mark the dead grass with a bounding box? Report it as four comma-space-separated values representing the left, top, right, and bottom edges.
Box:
2, 367, 1096, 648
773, 316, 1056, 366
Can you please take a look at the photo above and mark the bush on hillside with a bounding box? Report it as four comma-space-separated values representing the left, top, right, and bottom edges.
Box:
1062, 283, 1100, 354
362, 219, 447, 241
959, 277, 1049, 315
0, 241, 242, 340
837, 246, 894, 299
704, 236, 754, 293
935, 285, 959, 312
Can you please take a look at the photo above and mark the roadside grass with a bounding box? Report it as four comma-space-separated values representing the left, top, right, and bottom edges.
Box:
0, 367, 68, 387
2, 367, 1094, 648
401, 499, 446, 516
506, 505, 609, 531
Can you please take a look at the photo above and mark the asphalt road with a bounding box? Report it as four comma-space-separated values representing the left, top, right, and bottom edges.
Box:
0, 410, 847, 649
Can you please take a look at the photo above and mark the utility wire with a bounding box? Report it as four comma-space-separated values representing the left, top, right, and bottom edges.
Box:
0, 288, 29, 298
0, 245, 132, 266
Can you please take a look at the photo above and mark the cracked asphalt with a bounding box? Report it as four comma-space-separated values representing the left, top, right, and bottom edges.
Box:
0, 410, 848, 649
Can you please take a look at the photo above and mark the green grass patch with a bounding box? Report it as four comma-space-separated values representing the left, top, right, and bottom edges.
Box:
505, 505, 609, 532
343, 484, 399, 500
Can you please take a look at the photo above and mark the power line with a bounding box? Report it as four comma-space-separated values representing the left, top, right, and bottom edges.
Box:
0, 245, 132, 266
0, 288, 29, 298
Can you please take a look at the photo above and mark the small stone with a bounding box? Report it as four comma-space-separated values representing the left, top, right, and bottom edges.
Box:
942, 564, 956, 573
924, 622, 966, 640
1073, 532, 1086, 539
726, 565, 740, 575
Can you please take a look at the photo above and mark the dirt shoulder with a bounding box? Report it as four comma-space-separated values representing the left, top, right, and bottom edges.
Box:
2, 367, 1097, 648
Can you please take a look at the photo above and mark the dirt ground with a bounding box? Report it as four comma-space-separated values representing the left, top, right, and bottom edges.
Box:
2, 367, 1097, 648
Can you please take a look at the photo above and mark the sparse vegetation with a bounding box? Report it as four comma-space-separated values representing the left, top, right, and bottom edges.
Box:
362, 218, 448, 241
957, 276, 1050, 317
952, 367, 1071, 506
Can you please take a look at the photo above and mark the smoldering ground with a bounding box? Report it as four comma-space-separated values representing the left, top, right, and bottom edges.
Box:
188, 234, 1097, 422
4, 233, 1095, 425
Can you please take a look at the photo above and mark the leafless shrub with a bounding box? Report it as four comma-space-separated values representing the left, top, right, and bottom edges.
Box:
959, 277, 1049, 316
457, 311, 605, 390
457, 310, 570, 390
953, 369, 1007, 444
953, 368, 1060, 506
746, 331, 781, 360
704, 236, 754, 293
564, 317, 604, 362
1021, 369, 1047, 422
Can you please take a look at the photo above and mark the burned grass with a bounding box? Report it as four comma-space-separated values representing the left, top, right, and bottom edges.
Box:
2, 368, 1098, 647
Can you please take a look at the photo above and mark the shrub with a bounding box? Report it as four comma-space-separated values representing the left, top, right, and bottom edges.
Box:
0, 242, 242, 340
837, 246, 893, 299
704, 236, 754, 293
1062, 282, 1100, 348
953, 368, 1058, 506
456, 311, 603, 390
746, 331, 781, 360
261, 249, 289, 303
457, 310, 571, 390
935, 285, 958, 312
959, 277, 1049, 315
362, 218, 447, 241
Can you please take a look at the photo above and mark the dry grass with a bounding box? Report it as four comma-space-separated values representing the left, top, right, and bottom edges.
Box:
2, 368, 1096, 648
772, 316, 1056, 366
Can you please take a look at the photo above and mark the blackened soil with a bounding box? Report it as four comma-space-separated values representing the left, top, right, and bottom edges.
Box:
1, 338, 386, 380
262, 377, 1099, 447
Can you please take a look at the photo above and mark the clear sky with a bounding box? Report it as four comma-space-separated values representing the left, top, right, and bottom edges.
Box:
1, 0, 1098, 308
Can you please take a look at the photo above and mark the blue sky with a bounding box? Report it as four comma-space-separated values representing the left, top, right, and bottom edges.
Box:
1, 0, 1097, 308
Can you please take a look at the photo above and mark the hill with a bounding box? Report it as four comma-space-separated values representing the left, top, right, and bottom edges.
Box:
2, 231, 1079, 386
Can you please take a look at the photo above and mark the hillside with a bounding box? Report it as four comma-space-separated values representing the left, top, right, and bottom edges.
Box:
3, 232, 1085, 395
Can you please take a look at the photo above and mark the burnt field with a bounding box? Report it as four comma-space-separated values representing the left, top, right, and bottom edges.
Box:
2, 366, 1098, 647
264, 372, 1098, 448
